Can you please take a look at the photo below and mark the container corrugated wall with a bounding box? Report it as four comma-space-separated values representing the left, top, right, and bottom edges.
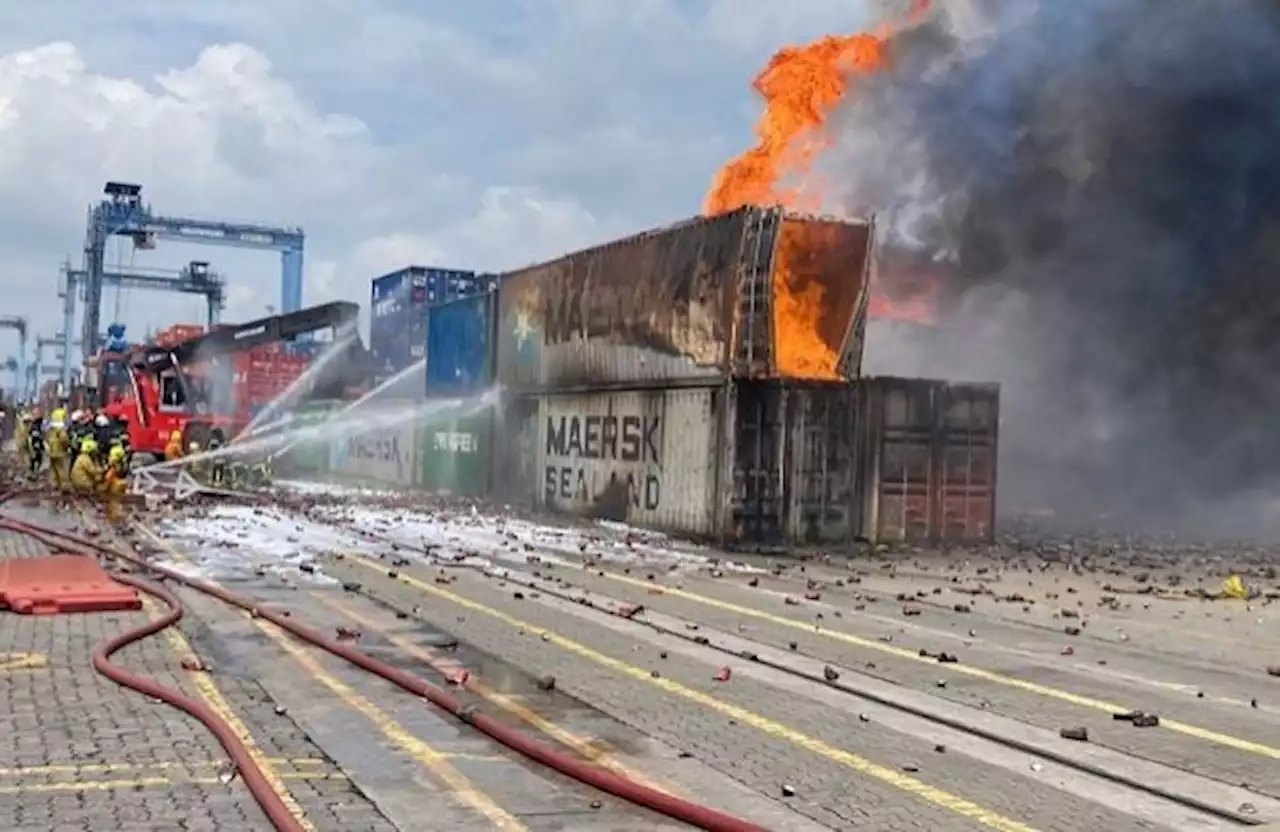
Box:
327, 408, 417, 487
494, 207, 874, 391
416, 405, 492, 497
730, 381, 860, 544
370, 269, 412, 381
531, 387, 723, 534
424, 291, 496, 398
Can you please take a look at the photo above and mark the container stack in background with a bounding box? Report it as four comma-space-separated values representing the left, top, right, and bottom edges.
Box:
368, 266, 495, 399
319, 208, 1000, 546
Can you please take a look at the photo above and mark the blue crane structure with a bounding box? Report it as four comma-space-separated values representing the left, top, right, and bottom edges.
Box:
59, 259, 228, 387
0, 315, 29, 400
77, 180, 304, 369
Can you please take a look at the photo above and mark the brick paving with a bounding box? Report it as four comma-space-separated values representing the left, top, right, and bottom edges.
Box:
520, 560, 1280, 798
323, 556, 1162, 832
0, 509, 396, 832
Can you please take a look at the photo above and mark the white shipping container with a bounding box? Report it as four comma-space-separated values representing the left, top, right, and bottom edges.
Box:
329, 417, 417, 487
535, 387, 721, 535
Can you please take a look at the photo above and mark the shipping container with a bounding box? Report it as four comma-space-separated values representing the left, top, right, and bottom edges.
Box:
494, 206, 874, 391
856, 377, 998, 544
416, 404, 493, 496
370, 266, 491, 394
425, 291, 496, 397
532, 387, 722, 533
328, 409, 417, 487
493, 375, 999, 545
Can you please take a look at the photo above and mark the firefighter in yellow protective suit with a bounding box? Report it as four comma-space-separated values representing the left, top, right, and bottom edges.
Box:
14, 410, 29, 468
164, 430, 184, 462
45, 411, 71, 491
70, 437, 104, 497
104, 444, 129, 525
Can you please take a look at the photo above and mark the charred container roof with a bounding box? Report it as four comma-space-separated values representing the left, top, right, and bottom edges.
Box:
495, 206, 874, 391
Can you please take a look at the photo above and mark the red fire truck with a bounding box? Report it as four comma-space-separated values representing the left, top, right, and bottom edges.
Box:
85, 302, 367, 460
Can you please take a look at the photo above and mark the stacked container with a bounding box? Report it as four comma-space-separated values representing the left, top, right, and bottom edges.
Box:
417, 290, 498, 497
369, 266, 491, 399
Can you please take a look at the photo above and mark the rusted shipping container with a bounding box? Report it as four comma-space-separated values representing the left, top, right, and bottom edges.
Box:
490, 375, 998, 545
495, 207, 874, 391
856, 378, 999, 544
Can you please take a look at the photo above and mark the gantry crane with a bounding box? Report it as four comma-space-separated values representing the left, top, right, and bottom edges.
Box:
58, 259, 227, 386
77, 180, 305, 368
0, 315, 29, 400
35, 334, 93, 393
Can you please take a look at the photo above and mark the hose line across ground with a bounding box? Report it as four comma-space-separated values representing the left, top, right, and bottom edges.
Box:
0, 490, 767, 832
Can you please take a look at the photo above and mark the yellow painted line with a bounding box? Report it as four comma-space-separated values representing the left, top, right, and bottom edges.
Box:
253, 618, 528, 832
587, 567, 1280, 761
313, 593, 670, 792
342, 553, 1037, 832
0, 758, 327, 778
0, 652, 48, 673
143, 597, 316, 831
136, 524, 525, 831
0, 771, 344, 795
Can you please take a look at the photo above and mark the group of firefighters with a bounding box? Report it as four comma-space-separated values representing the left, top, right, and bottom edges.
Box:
10, 405, 274, 524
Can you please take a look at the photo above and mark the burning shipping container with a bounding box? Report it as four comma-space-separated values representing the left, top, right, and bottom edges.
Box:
494, 206, 874, 390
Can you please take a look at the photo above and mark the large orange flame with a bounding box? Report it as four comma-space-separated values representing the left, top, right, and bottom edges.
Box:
706, 0, 939, 362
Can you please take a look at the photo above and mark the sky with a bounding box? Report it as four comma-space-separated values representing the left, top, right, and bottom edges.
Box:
0, 0, 879, 387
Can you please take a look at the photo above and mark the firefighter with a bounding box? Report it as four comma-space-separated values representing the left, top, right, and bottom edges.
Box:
70, 437, 104, 497
186, 441, 206, 483
164, 430, 184, 462
104, 443, 129, 525
227, 454, 247, 490
92, 413, 114, 458
68, 410, 91, 455
14, 409, 30, 469
25, 412, 45, 478
208, 436, 227, 487
44, 412, 70, 491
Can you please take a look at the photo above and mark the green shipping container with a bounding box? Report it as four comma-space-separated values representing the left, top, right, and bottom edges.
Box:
279, 401, 337, 476
416, 406, 492, 496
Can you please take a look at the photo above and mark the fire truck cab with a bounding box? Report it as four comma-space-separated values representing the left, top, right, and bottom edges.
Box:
84, 302, 367, 461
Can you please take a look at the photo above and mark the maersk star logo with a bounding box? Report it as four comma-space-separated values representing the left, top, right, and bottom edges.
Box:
511, 308, 539, 364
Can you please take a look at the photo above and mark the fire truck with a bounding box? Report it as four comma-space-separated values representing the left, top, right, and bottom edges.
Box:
84, 302, 368, 460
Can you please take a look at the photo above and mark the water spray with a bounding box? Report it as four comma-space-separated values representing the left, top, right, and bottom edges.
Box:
235, 330, 357, 443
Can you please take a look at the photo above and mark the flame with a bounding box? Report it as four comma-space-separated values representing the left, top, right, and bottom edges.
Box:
705, 0, 940, 354
703, 33, 887, 216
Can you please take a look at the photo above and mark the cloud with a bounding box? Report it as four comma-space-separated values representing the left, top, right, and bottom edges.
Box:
0, 1, 876, 393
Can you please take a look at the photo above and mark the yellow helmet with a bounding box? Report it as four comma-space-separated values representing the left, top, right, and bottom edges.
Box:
170, 430, 182, 442
81, 438, 98, 454
108, 445, 125, 463
51, 407, 66, 423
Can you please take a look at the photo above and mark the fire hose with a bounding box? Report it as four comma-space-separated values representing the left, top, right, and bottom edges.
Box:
0, 490, 767, 832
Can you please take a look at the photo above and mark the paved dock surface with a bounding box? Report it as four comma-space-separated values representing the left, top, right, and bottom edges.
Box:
4, 484, 1280, 830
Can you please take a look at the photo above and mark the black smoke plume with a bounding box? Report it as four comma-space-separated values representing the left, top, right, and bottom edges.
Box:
825, 0, 1280, 531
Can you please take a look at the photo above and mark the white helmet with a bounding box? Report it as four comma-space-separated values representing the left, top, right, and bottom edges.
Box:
71, 409, 85, 422
94, 414, 110, 427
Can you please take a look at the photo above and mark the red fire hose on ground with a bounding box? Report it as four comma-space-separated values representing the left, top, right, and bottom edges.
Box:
0, 490, 768, 832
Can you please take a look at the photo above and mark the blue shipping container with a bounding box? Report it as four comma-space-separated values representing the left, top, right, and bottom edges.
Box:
371, 266, 491, 386
425, 291, 496, 397
370, 269, 414, 379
